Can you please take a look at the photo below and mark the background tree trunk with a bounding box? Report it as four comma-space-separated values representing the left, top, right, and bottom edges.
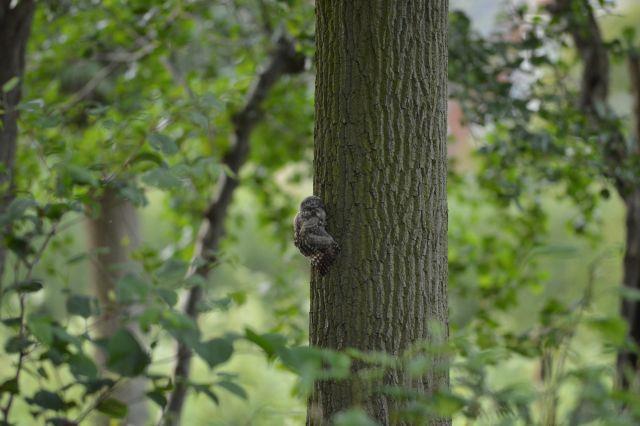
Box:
619, 191, 640, 387
618, 54, 640, 388
310, 1, 449, 424
87, 188, 148, 425
0, 0, 36, 286
549, 0, 640, 388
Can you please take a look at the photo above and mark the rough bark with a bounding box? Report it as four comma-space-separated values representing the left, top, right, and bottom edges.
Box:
87, 188, 148, 425
310, 2, 449, 424
550, 0, 640, 388
0, 0, 36, 286
163, 35, 304, 425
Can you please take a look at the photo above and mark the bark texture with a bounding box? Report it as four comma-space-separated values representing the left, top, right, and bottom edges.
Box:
310, 1, 449, 424
0, 0, 36, 285
87, 188, 148, 425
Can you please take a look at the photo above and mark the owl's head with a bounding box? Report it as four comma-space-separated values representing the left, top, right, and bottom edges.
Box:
300, 195, 324, 212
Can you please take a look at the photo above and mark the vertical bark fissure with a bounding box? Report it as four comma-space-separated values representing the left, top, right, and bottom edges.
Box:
311, 2, 449, 424
163, 35, 304, 425
87, 188, 148, 425
0, 0, 36, 286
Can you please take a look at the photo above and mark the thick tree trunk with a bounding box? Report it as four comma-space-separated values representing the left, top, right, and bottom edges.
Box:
0, 0, 36, 285
87, 188, 148, 425
310, 2, 449, 424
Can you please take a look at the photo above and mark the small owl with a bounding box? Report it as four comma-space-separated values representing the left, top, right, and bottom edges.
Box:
293, 196, 339, 276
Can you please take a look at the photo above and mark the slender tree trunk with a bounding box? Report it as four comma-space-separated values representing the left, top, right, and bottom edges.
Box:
618, 191, 640, 387
162, 35, 304, 425
87, 188, 148, 425
618, 54, 640, 388
0, 0, 36, 286
550, 0, 640, 388
310, 2, 449, 424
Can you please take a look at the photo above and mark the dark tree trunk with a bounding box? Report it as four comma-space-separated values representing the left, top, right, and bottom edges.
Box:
87, 188, 148, 425
618, 54, 640, 388
162, 35, 304, 425
618, 191, 640, 387
0, 0, 36, 285
550, 0, 640, 388
310, 1, 450, 424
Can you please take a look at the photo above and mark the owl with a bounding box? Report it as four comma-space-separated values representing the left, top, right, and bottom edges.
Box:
293, 196, 339, 276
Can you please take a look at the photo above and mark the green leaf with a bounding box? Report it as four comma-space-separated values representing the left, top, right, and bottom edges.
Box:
216, 380, 247, 400
116, 273, 149, 304
588, 317, 627, 346
9, 279, 43, 293
68, 353, 98, 379
142, 168, 183, 190
27, 390, 65, 411
138, 307, 162, 332
244, 328, 287, 359
191, 383, 219, 405
156, 288, 178, 307
81, 378, 115, 397
66, 295, 95, 318
16, 98, 44, 112
155, 258, 188, 287
2, 77, 19, 93
105, 329, 150, 377
431, 391, 466, 417
64, 164, 99, 187
0, 378, 19, 395
333, 408, 378, 426
0, 197, 37, 227
28, 315, 54, 345
129, 152, 164, 168
148, 133, 179, 155
5, 336, 33, 353
160, 311, 200, 347
620, 286, 640, 301
146, 390, 167, 409
188, 111, 209, 129
195, 338, 234, 369
96, 398, 128, 419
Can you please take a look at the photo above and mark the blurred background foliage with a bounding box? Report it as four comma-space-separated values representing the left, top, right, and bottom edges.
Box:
2, 0, 640, 424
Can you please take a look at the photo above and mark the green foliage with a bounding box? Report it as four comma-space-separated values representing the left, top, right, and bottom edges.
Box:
1, 0, 638, 424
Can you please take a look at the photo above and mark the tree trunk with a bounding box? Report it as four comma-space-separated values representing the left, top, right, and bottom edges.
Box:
550, 0, 640, 388
87, 188, 148, 425
0, 0, 36, 286
162, 35, 304, 425
310, 1, 449, 424
618, 191, 640, 388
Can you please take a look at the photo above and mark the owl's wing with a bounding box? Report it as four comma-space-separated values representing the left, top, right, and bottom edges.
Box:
304, 225, 338, 251
294, 213, 314, 256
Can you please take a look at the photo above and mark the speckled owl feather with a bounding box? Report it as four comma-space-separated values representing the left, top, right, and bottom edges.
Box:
293, 196, 339, 276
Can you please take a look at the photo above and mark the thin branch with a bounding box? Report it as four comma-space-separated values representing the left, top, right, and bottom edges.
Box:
72, 378, 123, 424
1, 223, 58, 422
548, 0, 629, 195
161, 34, 304, 426
628, 52, 640, 156
257, 0, 274, 36
60, 42, 158, 112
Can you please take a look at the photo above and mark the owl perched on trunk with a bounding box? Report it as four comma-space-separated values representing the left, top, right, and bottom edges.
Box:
293, 196, 339, 276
